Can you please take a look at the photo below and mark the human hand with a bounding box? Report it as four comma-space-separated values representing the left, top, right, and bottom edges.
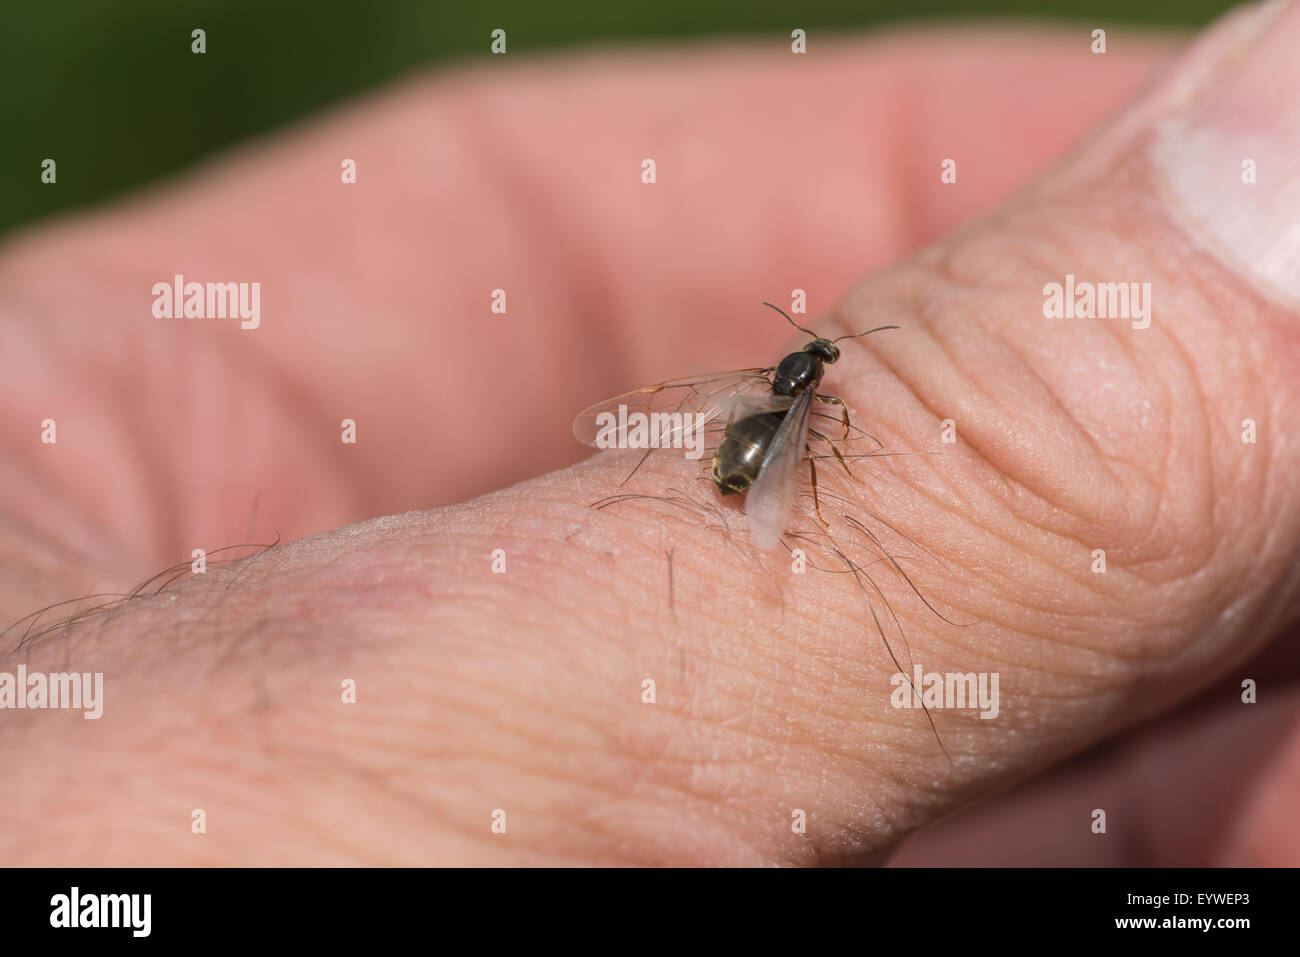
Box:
2, 7, 1296, 865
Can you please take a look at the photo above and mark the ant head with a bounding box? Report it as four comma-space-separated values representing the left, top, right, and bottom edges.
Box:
803, 338, 839, 363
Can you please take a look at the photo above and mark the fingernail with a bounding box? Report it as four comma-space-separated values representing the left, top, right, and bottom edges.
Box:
1153, 0, 1300, 308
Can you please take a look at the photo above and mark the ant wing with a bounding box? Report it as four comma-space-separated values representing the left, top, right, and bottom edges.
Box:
572, 368, 775, 448
746, 387, 816, 550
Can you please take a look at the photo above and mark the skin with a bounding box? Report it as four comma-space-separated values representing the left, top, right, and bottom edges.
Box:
2, 20, 1298, 866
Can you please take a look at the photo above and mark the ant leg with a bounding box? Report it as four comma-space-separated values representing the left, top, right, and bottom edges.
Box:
808, 455, 831, 528
815, 393, 851, 440
815, 394, 885, 454
808, 428, 861, 482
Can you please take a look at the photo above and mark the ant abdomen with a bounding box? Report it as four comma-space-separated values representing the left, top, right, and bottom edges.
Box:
711, 410, 787, 495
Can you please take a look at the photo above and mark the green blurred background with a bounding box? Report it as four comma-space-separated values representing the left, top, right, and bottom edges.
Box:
1, 0, 1234, 240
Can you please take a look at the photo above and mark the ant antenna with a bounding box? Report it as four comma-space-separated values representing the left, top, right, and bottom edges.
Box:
761, 301, 818, 338
762, 301, 899, 342
833, 324, 899, 342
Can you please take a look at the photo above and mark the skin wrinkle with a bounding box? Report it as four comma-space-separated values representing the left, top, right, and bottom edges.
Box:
835, 421, 1072, 630
1225, 339, 1273, 591
241, 760, 432, 865
260, 648, 761, 865
1082, 290, 1173, 566
748, 537, 940, 731
977, 222, 1159, 501
851, 296, 1064, 564
24, 554, 266, 673
1137, 279, 1220, 573
924, 235, 1159, 552
583, 487, 946, 716
461, 614, 713, 758
1032, 285, 1161, 534
940, 246, 1142, 512
919, 373, 1127, 594
827, 318, 1004, 541
1106, 185, 1269, 581
857, 234, 1232, 670
434, 651, 642, 758
896, 331, 1043, 542
835, 291, 1138, 633
865, 483, 1128, 670
573, 795, 753, 867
